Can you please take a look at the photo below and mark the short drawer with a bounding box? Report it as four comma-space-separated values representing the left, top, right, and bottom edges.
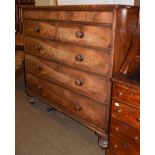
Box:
110, 118, 140, 146
25, 54, 110, 104
112, 84, 140, 107
23, 20, 56, 39
23, 11, 58, 20
112, 100, 140, 129
23, 10, 113, 24
108, 134, 140, 155
58, 23, 112, 49
26, 73, 107, 129
24, 37, 111, 76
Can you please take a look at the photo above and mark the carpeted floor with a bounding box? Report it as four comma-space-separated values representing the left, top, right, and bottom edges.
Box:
15, 74, 105, 155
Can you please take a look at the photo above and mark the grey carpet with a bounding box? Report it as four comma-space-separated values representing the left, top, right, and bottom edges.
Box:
15, 74, 105, 155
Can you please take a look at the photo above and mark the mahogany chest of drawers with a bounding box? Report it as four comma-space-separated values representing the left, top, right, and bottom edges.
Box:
22, 5, 139, 152
107, 77, 140, 155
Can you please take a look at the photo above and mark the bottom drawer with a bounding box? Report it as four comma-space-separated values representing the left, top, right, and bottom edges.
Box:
108, 134, 140, 155
26, 73, 107, 130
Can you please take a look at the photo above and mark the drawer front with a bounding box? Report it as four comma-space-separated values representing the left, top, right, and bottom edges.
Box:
23, 11, 58, 20
112, 100, 140, 129
23, 20, 56, 39
110, 118, 140, 146
108, 134, 140, 155
24, 37, 111, 76
57, 11, 113, 24
23, 10, 113, 24
112, 84, 140, 106
58, 23, 112, 49
25, 54, 110, 104
26, 73, 107, 129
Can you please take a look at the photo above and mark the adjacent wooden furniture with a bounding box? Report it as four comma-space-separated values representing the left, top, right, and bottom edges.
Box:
15, 0, 35, 34
22, 5, 139, 151
107, 77, 140, 155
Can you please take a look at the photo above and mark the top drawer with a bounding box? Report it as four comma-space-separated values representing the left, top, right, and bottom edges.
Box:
58, 23, 112, 49
23, 10, 113, 24
23, 20, 56, 39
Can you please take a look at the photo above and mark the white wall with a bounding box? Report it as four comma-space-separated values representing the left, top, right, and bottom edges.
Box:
35, 0, 138, 6
58, 0, 135, 5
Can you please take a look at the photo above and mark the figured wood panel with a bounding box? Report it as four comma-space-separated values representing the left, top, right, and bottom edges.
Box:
112, 100, 140, 129
110, 118, 140, 146
26, 73, 106, 129
108, 134, 140, 155
25, 54, 110, 104
23, 11, 58, 19
23, 20, 56, 39
57, 11, 113, 24
24, 37, 111, 76
23, 10, 113, 24
58, 23, 112, 49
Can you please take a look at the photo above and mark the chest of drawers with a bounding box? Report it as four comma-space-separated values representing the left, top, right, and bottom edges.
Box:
107, 77, 140, 155
22, 5, 139, 152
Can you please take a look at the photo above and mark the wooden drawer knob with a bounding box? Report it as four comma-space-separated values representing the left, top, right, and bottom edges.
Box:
37, 85, 43, 91
75, 54, 84, 62
34, 25, 40, 32
133, 136, 139, 141
114, 144, 118, 149
35, 64, 42, 70
75, 79, 84, 86
116, 109, 122, 113
117, 92, 123, 96
75, 31, 84, 38
74, 104, 81, 111
136, 117, 140, 122
34, 44, 41, 51
114, 127, 119, 132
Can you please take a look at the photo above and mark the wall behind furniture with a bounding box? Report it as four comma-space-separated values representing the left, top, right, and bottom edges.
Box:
35, 0, 139, 6
35, 0, 57, 6
58, 0, 136, 5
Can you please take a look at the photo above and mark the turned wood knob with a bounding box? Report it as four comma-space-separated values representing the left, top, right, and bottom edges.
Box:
75, 54, 84, 62
34, 44, 41, 51
75, 31, 84, 38
114, 127, 119, 132
133, 136, 139, 141
35, 64, 42, 70
114, 144, 118, 149
116, 109, 122, 113
136, 117, 140, 122
38, 85, 43, 90
117, 92, 123, 96
74, 104, 81, 111
75, 79, 84, 86
34, 25, 40, 32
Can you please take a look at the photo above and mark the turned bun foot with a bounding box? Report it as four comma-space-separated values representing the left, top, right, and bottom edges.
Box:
98, 136, 108, 150
28, 96, 36, 104
47, 107, 56, 112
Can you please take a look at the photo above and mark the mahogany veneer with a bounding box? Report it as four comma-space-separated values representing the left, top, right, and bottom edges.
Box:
22, 5, 139, 152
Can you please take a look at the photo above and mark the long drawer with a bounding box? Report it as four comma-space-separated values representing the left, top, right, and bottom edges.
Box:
24, 37, 111, 76
23, 20, 57, 39
26, 73, 107, 129
58, 23, 112, 49
25, 54, 110, 104
23, 10, 113, 24
108, 134, 140, 155
112, 100, 140, 129
110, 118, 140, 146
